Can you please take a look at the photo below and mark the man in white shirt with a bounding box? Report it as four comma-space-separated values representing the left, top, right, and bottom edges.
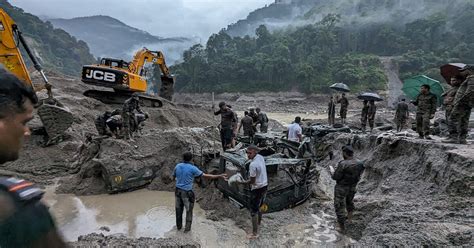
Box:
243, 145, 268, 239
287, 116, 303, 142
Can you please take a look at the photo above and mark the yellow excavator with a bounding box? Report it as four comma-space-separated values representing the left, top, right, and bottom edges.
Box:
0, 8, 73, 145
81, 47, 175, 107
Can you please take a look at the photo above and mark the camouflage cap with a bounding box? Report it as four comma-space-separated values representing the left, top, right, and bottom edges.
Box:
459, 64, 474, 71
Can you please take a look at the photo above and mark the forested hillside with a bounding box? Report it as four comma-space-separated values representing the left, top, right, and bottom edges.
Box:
172, 0, 474, 93
0, 0, 95, 75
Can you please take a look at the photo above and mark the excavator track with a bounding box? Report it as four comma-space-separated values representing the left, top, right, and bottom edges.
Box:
84, 89, 168, 107
37, 102, 74, 145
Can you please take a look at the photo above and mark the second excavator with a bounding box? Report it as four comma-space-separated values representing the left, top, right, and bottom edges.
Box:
81, 47, 175, 107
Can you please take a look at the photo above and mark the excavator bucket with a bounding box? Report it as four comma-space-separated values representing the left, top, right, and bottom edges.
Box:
37, 102, 74, 145
159, 75, 174, 101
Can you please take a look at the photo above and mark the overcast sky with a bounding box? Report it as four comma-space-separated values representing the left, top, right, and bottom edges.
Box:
9, 0, 273, 39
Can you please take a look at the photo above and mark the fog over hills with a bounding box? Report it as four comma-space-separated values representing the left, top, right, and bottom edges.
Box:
48, 15, 198, 64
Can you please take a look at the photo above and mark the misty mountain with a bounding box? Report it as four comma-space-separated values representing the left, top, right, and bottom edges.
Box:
226, 0, 471, 37
48, 15, 198, 64
0, 0, 95, 75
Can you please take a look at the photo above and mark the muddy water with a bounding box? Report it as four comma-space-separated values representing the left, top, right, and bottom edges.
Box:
43, 188, 247, 246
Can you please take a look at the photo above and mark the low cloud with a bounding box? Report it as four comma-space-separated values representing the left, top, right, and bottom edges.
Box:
10, 0, 273, 39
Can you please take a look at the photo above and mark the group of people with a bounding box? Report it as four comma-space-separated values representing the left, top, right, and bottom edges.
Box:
94, 93, 149, 141
172, 144, 267, 239
327, 64, 473, 143
0, 64, 471, 245
214, 101, 269, 150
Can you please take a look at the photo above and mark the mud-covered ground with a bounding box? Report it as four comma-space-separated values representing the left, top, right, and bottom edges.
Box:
1, 71, 473, 246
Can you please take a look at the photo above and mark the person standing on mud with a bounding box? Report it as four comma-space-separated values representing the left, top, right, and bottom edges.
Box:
0, 70, 66, 247
238, 111, 255, 141
444, 65, 474, 144
173, 152, 227, 233
249, 108, 259, 132
287, 116, 303, 142
329, 145, 365, 232
360, 100, 369, 132
412, 84, 437, 139
122, 93, 144, 141
337, 93, 349, 124
367, 100, 377, 132
256, 107, 269, 133
241, 145, 268, 239
443, 76, 464, 121
395, 98, 409, 132
328, 96, 336, 126
214, 101, 238, 150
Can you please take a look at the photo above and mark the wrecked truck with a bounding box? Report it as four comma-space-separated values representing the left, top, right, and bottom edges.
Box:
216, 149, 318, 213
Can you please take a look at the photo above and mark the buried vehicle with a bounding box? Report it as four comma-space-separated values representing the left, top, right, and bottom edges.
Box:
216, 149, 318, 213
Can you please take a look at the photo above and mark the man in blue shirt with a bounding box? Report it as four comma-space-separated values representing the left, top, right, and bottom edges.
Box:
173, 151, 227, 232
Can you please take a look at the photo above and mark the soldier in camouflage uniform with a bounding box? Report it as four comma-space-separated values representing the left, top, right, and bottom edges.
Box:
395, 98, 409, 132
329, 145, 365, 232
442, 76, 463, 140
443, 65, 474, 144
412, 84, 437, 139
256, 108, 269, 133
360, 100, 369, 132
122, 93, 144, 140
328, 96, 336, 126
94, 111, 112, 136
367, 100, 377, 132
337, 93, 349, 124
0, 70, 65, 247
249, 108, 259, 132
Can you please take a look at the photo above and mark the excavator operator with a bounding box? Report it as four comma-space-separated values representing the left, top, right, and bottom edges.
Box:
0, 69, 66, 247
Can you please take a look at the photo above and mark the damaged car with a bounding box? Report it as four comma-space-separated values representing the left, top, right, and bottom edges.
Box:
216, 149, 318, 213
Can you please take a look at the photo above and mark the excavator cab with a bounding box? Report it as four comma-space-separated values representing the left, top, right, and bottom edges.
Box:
81, 47, 174, 106
0, 8, 73, 145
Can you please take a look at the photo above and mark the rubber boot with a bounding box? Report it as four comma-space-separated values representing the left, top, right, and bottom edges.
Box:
347, 211, 353, 222
251, 215, 259, 237
336, 221, 345, 233
184, 221, 192, 233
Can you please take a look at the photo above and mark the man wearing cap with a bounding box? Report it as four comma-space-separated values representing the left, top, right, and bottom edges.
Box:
395, 98, 409, 132
444, 65, 474, 144
256, 108, 269, 133
249, 108, 259, 132
242, 145, 268, 239
122, 93, 144, 141
329, 145, 364, 232
214, 101, 238, 150
412, 84, 437, 139
337, 93, 349, 124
